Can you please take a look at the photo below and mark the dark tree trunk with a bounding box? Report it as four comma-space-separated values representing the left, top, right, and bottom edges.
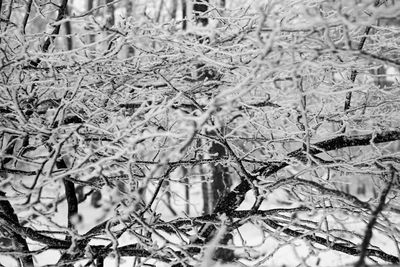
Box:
87, 0, 96, 45
106, 0, 115, 26
181, 0, 187, 30
56, 160, 78, 240
193, 0, 209, 26
192, 0, 230, 215
192, 1, 234, 262
171, 0, 178, 19
209, 140, 231, 210
64, 5, 73, 50
373, 12, 400, 89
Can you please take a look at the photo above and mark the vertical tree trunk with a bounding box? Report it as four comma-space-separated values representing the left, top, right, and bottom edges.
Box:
56, 160, 78, 240
106, 0, 115, 26
64, 4, 73, 50
192, 2, 234, 262
171, 0, 178, 20
125, 0, 132, 15
192, 0, 230, 213
209, 140, 230, 210
124, 0, 135, 56
192, 0, 214, 215
155, 0, 164, 23
193, 0, 209, 26
182, 167, 190, 215
374, 11, 400, 89
87, 0, 95, 16
104, 0, 116, 52
87, 0, 96, 46
197, 139, 211, 215
60, 4, 79, 243
181, 0, 187, 30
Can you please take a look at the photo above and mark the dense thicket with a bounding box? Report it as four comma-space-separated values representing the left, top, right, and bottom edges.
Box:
1, 0, 400, 266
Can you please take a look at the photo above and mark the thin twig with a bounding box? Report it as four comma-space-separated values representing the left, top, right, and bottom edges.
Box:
21, 0, 33, 34
355, 165, 397, 267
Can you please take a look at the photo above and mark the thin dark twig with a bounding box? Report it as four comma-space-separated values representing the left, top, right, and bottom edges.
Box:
141, 167, 173, 215
21, 0, 33, 34
355, 165, 397, 267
